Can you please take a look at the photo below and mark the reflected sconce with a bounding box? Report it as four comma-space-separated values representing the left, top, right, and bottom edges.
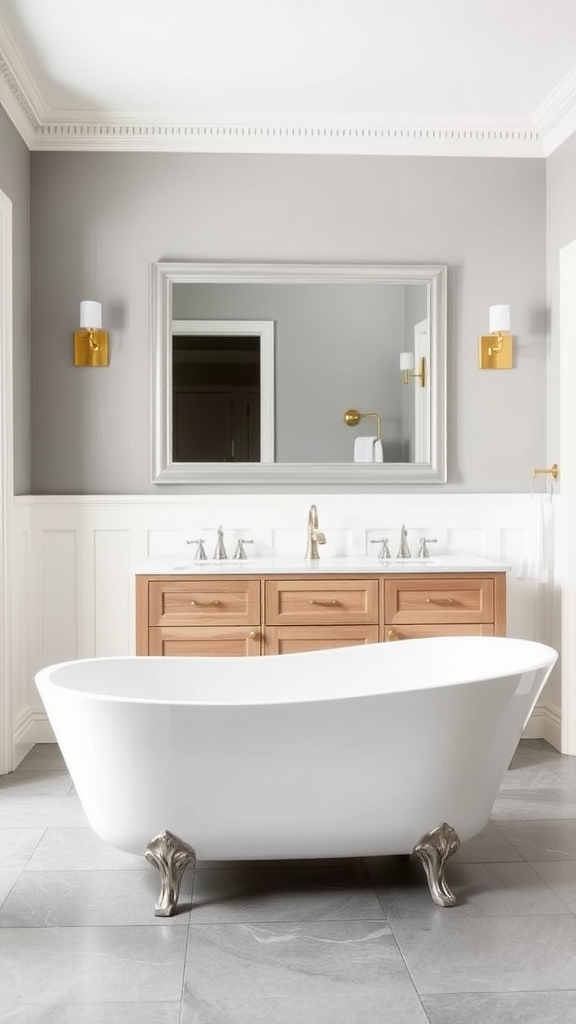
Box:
400, 352, 426, 387
479, 304, 512, 369
74, 300, 109, 366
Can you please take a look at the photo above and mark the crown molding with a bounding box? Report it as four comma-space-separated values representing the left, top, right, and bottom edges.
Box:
1, 38, 574, 157
533, 64, 576, 156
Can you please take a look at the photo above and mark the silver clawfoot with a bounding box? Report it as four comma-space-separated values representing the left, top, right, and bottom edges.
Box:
144, 829, 196, 917
413, 822, 460, 907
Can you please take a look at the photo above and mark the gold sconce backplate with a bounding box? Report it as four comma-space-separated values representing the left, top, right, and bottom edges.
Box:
74, 329, 109, 367
478, 332, 513, 370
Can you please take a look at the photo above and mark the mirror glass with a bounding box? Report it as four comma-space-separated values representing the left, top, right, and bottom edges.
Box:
151, 262, 447, 485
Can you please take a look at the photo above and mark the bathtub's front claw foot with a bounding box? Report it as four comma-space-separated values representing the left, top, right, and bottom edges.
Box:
413, 822, 460, 908
144, 830, 196, 917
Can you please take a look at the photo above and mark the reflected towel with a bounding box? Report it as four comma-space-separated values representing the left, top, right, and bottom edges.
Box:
354, 436, 384, 462
517, 494, 553, 583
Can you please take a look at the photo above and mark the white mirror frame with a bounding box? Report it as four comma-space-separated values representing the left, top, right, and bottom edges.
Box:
151, 261, 447, 485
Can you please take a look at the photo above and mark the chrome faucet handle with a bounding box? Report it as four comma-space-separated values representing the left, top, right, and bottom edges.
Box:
185, 539, 207, 560
371, 538, 391, 559
233, 538, 254, 560
418, 537, 438, 559
213, 525, 228, 560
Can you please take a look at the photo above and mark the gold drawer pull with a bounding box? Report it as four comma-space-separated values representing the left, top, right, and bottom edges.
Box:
425, 597, 454, 605
388, 629, 399, 641
309, 599, 339, 606
249, 631, 259, 639
190, 599, 221, 607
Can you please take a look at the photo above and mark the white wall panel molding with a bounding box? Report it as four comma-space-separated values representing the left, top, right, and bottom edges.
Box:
10, 492, 557, 760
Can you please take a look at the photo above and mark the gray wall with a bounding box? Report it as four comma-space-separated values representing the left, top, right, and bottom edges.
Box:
0, 106, 30, 494
29, 152, 546, 494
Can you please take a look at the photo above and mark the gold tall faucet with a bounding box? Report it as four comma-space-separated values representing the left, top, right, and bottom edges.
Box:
305, 504, 326, 560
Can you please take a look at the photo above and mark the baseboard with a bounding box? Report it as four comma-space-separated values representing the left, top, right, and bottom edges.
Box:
522, 701, 562, 751
13, 709, 56, 768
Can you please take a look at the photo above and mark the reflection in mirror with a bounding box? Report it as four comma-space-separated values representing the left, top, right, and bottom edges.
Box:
151, 262, 447, 485
171, 320, 275, 463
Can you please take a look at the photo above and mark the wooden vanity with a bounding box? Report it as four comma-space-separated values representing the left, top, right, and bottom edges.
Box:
135, 562, 506, 657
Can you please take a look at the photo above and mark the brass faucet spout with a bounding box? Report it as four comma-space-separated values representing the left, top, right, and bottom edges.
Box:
305, 504, 326, 560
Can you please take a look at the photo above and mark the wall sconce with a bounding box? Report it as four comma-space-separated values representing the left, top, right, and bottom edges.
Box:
74, 300, 109, 367
400, 352, 426, 387
478, 304, 512, 369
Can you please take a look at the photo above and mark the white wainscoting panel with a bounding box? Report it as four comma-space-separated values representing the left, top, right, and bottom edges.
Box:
9, 492, 559, 764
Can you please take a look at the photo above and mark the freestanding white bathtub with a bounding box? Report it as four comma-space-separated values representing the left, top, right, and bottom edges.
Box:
35, 635, 557, 915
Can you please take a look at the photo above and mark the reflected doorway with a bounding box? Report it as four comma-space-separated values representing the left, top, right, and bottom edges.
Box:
173, 335, 261, 462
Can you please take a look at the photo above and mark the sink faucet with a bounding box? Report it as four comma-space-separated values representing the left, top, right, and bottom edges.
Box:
305, 504, 326, 560
397, 524, 411, 559
213, 525, 228, 560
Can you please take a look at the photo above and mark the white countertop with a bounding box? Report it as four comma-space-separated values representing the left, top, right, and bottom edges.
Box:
131, 555, 511, 575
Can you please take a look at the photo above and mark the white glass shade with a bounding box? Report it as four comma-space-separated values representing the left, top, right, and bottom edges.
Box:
80, 300, 103, 329
400, 351, 414, 371
488, 304, 510, 333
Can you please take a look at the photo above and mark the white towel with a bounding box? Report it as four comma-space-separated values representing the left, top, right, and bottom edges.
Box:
354, 436, 384, 462
517, 494, 553, 583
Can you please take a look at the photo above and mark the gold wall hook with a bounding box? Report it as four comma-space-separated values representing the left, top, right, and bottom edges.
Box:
343, 409, 382, 442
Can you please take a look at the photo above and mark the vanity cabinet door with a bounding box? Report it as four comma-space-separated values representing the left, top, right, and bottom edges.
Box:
265, 625, 379, 655
148, 626, 261, 657
385, 623, 494, 642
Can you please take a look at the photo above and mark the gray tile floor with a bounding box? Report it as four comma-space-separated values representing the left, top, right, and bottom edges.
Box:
1, 740, 576, 1022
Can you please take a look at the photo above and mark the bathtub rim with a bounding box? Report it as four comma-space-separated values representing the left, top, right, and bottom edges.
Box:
35, 635, 558, 709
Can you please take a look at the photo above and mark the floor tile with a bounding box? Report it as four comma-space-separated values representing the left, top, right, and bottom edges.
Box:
182, 920, 429, 1023
490, 777, 576, 820
191, 862, 386, 923
495, 820, 576, 860
0, 868, 193, 927
17, 744, 67, 771
369, 858, 569, 918
0, 792, 89, 828
422, 991, 576, 1024
0, 926, 188, 1008
0, 1004, 182, 1023
531, 860, 576, 912
24, 826, 145, 871
451, 821, 524, 863
0, 868, 21, 906
0, 827, 45, 869
0, 768, 73, 796
390, 914, 576, 993
508, 739, 560, 767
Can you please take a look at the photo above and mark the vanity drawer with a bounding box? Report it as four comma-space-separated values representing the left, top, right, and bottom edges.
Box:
385, 623, 494, 642
384, 577, 494, 624
149, 626, 261, 657
265, 578, 379, 625
265, 625, 379, 654
147, 579, 261, 627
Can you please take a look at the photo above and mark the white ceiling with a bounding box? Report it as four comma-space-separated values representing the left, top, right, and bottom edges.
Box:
1, 0, 576, 156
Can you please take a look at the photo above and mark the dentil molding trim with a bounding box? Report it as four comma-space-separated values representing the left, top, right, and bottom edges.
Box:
1, 42, 570, 157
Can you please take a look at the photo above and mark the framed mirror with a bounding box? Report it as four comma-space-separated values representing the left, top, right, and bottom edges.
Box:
151, 261, 447, 484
